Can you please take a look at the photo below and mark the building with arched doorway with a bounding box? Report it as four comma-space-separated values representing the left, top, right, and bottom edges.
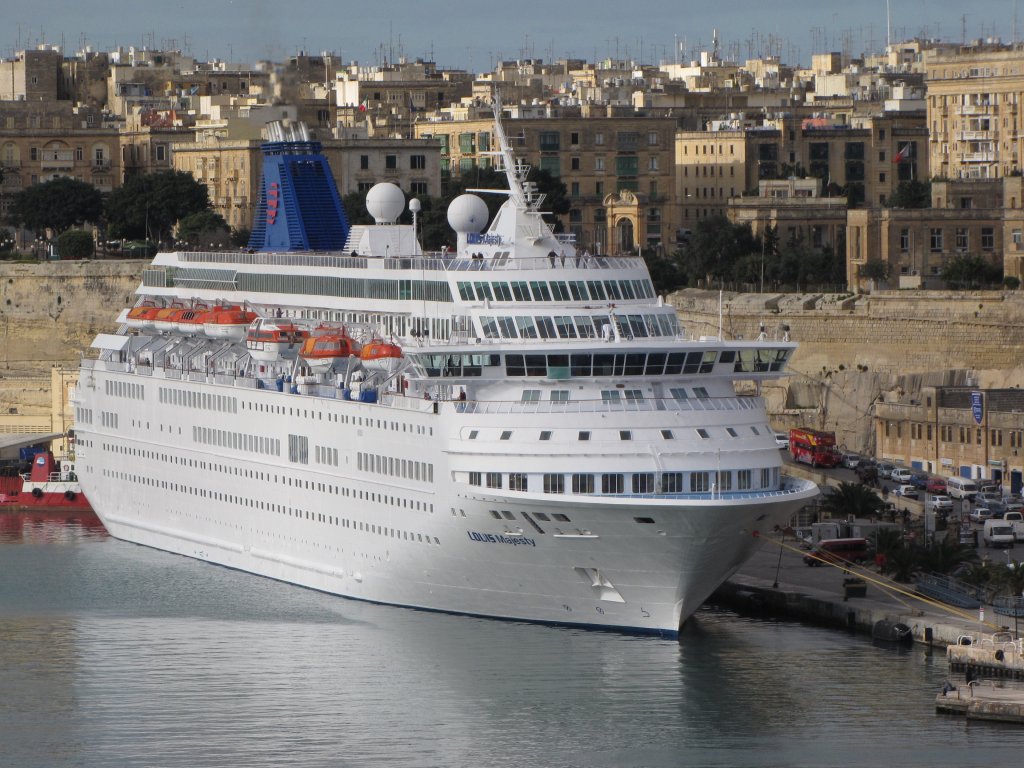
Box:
604, 189, 648, 254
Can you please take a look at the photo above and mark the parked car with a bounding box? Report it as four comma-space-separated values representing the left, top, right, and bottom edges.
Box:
774, 432, 789, 449
977, 491, 1002, 505
969, 506, 994, 523
876, 462, 896, 480
928, 495, 953, 513
983, 519, 1015, 548
926, 477, 947, 494
984, 500, 1007, 519
1004, 496, 1024, 513
894, 484, 919, 499
891, 468, 914, 483
841, 453, 863, 469
909, 473, 930, 489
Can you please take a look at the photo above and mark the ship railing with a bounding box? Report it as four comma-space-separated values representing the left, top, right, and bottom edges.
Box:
176, 249, 646, 273
449, 395, 761, 415
612, 486, 807, 501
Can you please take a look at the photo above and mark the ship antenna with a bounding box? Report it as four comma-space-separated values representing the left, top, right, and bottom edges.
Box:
490, 94, 542, 211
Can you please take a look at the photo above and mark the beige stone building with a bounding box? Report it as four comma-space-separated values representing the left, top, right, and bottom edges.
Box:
414, 109, 678, 254
875, 386, 1024, 492
845, 178, 1011, 290
728, 178, 848, 257
925, 45, 1024, 179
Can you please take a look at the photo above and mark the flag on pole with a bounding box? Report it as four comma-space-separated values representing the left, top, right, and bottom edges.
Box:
893, 143, 911, 164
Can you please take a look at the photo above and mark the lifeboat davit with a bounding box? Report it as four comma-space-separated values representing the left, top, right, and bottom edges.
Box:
299, 331, 358, 372
204, 309, 258, 341
125, 304, 161, 331
245, 319, 309, 362
360, 340, 403, 375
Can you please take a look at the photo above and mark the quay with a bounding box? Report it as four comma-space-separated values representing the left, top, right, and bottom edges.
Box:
718, 532, 1024, 723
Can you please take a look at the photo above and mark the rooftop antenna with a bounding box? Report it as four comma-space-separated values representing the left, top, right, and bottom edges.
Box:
886, 0, 892, 48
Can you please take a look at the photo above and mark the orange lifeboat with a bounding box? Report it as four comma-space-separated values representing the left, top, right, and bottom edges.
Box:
245, 319, 310, 362
125, 304, 161, 331
299, 331, 358, 372
360, 340, 403, 374
175, 308, 210, 335
204, 309, 258, 341
153, 307, 188, 333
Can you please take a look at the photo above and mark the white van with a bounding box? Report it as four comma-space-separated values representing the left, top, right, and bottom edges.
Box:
946, 476, 979, 500
1003, 511, 1024, 542
983, 519, 1015, 548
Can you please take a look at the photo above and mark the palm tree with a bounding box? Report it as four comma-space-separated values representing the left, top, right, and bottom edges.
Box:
819, 481, 885, 520
918, 537, 978, 575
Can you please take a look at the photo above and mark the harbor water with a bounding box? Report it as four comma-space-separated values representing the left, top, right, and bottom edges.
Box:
3, 512, 1024, 767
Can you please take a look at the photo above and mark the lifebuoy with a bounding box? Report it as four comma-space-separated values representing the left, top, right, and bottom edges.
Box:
64, 490, 76, 501
31, 487, 43, 498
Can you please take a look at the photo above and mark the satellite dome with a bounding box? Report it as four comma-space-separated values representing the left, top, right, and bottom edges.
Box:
366, 183, 405, 224
447, 194, 489, 233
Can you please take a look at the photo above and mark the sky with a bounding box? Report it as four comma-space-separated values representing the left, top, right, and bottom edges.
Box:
3, 0, 1018, 70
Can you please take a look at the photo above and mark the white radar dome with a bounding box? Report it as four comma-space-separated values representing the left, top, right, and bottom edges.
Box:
366, 183, 405, 224
447, 194, 489, 233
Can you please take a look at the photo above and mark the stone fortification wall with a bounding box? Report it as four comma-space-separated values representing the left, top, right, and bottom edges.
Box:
668, 288, 1024, 455
0, 260, 145, 415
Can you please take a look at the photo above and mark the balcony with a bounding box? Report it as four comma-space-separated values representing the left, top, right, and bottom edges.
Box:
40, 151, 74, 170
961, 152, 995, 163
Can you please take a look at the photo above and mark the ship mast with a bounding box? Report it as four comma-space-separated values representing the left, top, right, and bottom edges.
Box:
489, 96, 546, 213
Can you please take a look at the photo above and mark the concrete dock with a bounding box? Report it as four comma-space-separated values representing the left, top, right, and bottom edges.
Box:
719, 536, 1024, 722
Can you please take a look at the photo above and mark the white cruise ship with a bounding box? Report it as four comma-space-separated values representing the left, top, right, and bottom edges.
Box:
73, 107, 818, 637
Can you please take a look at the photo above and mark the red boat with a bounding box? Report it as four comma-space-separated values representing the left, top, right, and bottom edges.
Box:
299, 329, 359, 371
0, 452, 91, 510
204, 308, 258, 341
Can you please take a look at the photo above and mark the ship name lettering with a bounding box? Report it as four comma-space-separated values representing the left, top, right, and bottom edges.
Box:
466, 530, 536, 547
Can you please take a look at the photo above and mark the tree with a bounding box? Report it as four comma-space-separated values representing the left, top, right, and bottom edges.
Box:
818, 482, 886, 520
176, 211, 231, 248
56, 229, 95, 260
105, 170, 211, 243
887, 179, 931, 209
858, 259, 890, 283
7, 177, 103, 235
941, 254, 1002, 289
917, 537, 977, 576
682, 214, 759, 287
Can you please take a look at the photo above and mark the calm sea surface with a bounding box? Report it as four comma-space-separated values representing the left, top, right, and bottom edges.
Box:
3, 512, 1024, 768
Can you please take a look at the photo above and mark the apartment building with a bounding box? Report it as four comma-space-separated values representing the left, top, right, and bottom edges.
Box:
875, 386, 1024, 492
926, 45, 1024, 179
414, 107, 678, 254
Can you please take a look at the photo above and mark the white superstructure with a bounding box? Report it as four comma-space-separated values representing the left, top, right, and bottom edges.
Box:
73, 106, 817, 637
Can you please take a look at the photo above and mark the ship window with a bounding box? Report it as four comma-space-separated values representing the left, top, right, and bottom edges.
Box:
578, 431, 590, 441
521, 390, 541, 402
535, 512, 550, 521
554, 316, 577, 338
726, 427, 738, 437
693, 387, 710, 398
550, 282, 571, 301
696, 428, 710, 439
468, 430, 478, 439
486, 472, 502, 488
750, 426, 761, 435
515, 316, 538, 339
572, 474, 594, 494
469, 471, 481, 485
510, 281, 530, 301
601, 390, 621, 402
500, 431, 512, 440
634, 517, 655, 524
536, 317, 557, 338
571, 354, 592, 376
502, 510, 516, 520
552, 513, 571, 522
601, 473, 624, 494
619, 431, 632, 441
738, 469, 752, 489
493, 282, 513, 301
550, 390, 569, 402
632, 473, 655, 493
661, 429, 673, 439
509, 473, 528, 491
670, 388, 688, 400
568, 281, 588, 300
539, 431, 552, 441
624, 389, 643, 401
662, 472, 683, 493
543, 474, 565, 494
529, 281, 552, 301
691, 472, 710, 492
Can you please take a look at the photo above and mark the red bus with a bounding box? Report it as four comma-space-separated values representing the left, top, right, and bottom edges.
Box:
789, 428, 840, 468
